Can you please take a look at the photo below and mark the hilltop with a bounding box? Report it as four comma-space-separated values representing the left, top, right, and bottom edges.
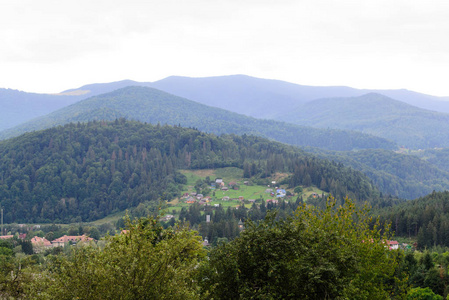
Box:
0, 86, 395, 151
0, 120, 378, 223
283, 93, 449, 149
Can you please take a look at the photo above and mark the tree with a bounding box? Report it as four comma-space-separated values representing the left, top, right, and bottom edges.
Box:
406, 287, 443, 300
36, 216, 206, 299
200, 196, 401, 299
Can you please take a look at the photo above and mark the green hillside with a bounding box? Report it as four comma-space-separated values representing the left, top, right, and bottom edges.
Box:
0, 86, 396, 151
283, 93, 449, 149
306, 147, 449, 199
0, 120, 379, 223
375, 191, 449, 249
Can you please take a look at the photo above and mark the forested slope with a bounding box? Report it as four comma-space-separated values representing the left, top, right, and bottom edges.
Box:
376, 191, 449, 249
0, 86, 396, 151
283, 93, 449, 149
0, 120, 379, 223
305, 148, 449, 199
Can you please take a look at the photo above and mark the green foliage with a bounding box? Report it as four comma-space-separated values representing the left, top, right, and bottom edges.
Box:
0, 86, 396, 151
283, 93, 449, 149
306, 147, 449, 200
200, 196, 399, 299
0, 255, 37, 298
375, 191, 449, 249
35, 216, 206, 299
0, 120, 380, 223
407, 287, 443, 300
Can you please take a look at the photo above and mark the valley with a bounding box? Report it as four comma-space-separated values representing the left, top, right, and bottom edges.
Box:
1, 75, 449, 298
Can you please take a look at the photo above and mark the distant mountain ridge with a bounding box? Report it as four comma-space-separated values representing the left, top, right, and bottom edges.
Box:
0, 86, 395, 152
2, 74, 449, 134
282, 93, 449, 149
150, 75, 449, 117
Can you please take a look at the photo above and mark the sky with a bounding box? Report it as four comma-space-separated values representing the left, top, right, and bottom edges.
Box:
1, 0, 449, 96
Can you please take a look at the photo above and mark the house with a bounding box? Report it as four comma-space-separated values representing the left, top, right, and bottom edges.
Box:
51, 235, 94, 247
160, 214, 174, 222
221, 187, 229, 191
30, 236, 52, 253
238, 196, 244, 201
243, 181, 249, 185
222, 196, 230, 201
388, 240, 399, 250
276, 189, 286, 198
266, 199, 279, 204
248, 199, 256, 203
0, 235, 13, 240
185, 196, 196, 204
215, 178, 225, 187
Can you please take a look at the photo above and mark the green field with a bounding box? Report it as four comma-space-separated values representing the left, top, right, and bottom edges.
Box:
91, 167, 325, 223
167, 168, 312, 218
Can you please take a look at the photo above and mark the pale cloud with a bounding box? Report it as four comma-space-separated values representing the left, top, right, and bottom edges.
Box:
1, 0, 448, 96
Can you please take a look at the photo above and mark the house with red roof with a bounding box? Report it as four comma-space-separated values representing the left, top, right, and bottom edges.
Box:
30, 236, 52, 253
388, 240, 399, 250
51, 234, 95, 247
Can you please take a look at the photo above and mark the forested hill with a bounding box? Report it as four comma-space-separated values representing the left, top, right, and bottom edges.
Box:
282, 93, 449, 149
0, 120, 379, 223
375, 191, 449, 249
0, 86, 396, 151
304, 148, 449, 199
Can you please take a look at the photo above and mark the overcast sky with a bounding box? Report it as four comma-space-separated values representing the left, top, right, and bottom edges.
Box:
1, 0, 448, 96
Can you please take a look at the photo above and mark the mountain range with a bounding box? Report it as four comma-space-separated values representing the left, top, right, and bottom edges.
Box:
0, 86, 395, 152
282, 93, 449, 149
3, 75, 449, 199
2, 74, 449, 133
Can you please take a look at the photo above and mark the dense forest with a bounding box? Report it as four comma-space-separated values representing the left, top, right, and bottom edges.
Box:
412, 148, 449, 173
0, 198, 410, 299
0, 86, 396, 152
283, 93, 449, 149
306, 147, 449, 199
376, 191, 449, 249
0, 119, 380, 223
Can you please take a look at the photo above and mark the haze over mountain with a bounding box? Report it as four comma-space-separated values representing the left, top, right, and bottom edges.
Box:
150, 75, 449, 116
2, 74, 449, 134
283, 93, 449, 149
0, 80, 151, 132
5, 85, 449, 199
304, 147, 449, 199
0, 86, 395, 152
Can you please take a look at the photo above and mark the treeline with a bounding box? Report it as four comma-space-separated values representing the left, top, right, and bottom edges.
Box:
0, 198, 412, 299
176, 199, 304, 245
305, 147, 449, 199
0, 119, 379, 223
376, 191, 449, 249
0, 86, 397, 152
